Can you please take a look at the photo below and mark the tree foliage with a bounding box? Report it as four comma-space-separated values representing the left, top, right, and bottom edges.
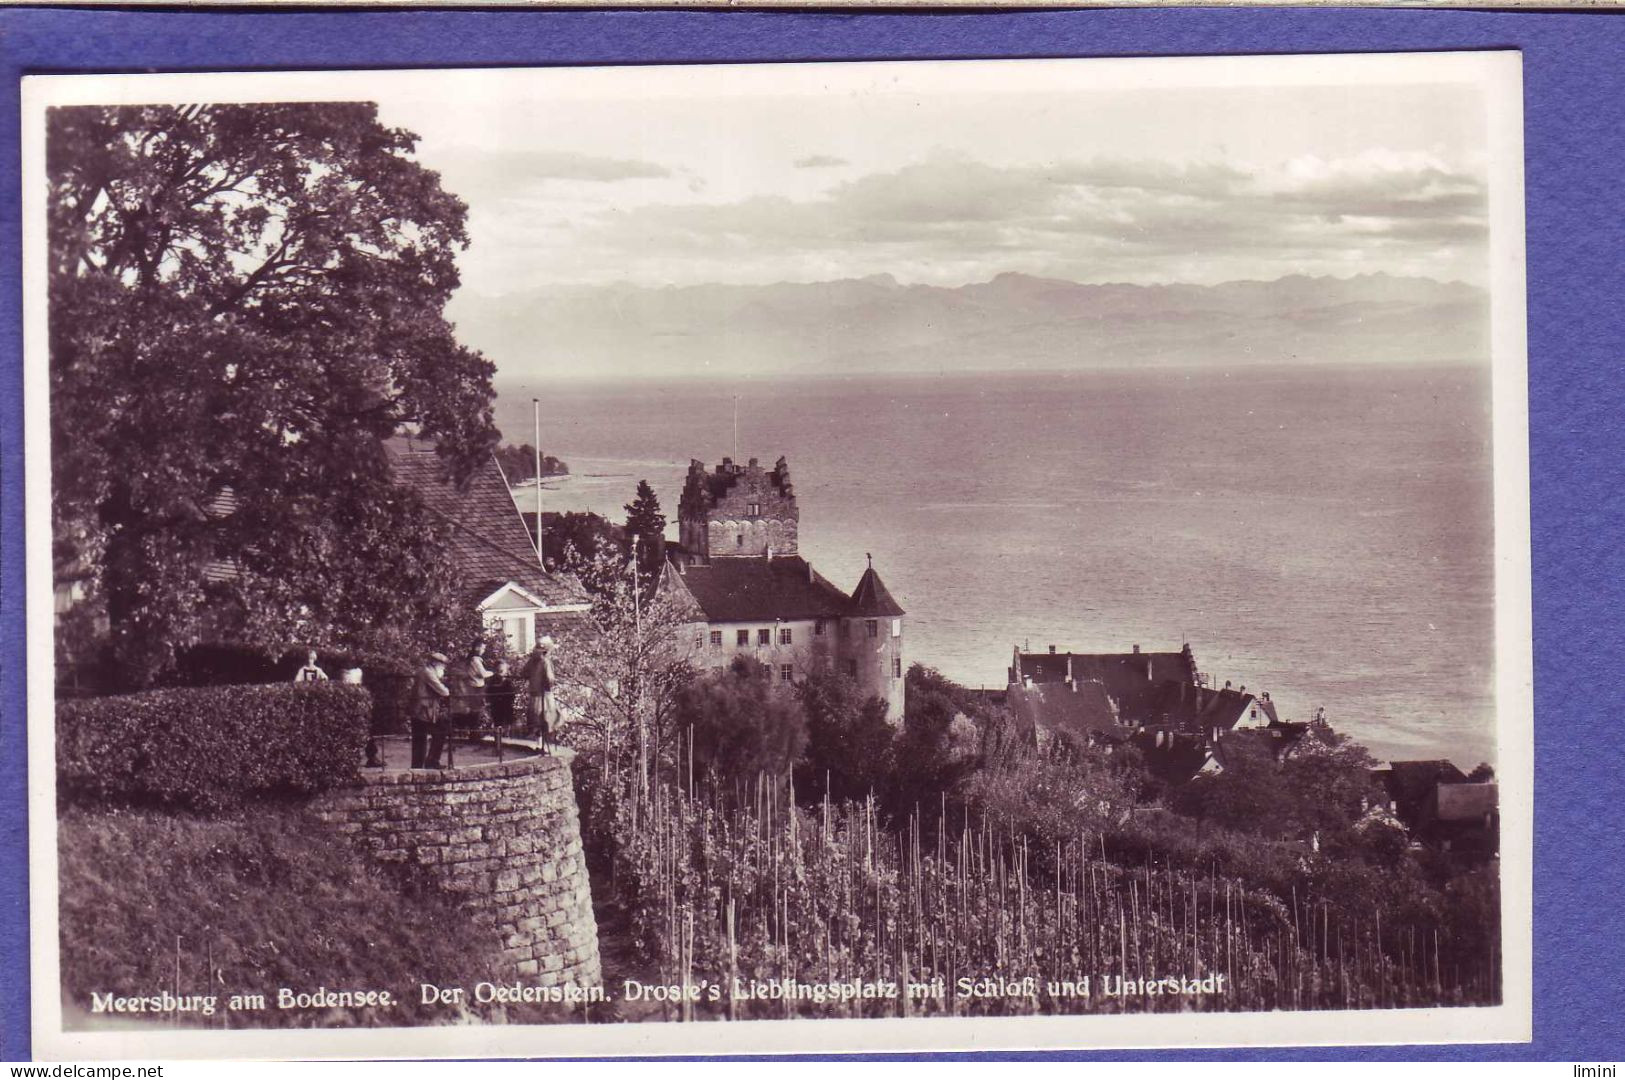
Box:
1176, 716, 1381, 841
674, 657, 808, 785
795, 664, 894, 802
623, 479, 667, 578
896, 664, 983, 807
493, 442, 568, 482
48, 103, 497, 684
553, 539, 698, 767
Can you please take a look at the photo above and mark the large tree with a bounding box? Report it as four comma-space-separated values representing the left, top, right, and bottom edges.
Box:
622, 479, 667, 579
48, 103, 498, 684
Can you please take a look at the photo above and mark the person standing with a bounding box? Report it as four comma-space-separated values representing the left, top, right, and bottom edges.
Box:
450, 641, 492, 730
520, 636, 560, 753
485, 659, 516, 731
293, 649, 329, 683
412, 650, 452, 769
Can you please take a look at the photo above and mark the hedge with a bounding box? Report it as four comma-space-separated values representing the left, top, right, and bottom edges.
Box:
57, 682, 371, 811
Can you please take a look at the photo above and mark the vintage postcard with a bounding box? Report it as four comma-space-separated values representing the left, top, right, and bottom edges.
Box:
22, 52, 1531, 1058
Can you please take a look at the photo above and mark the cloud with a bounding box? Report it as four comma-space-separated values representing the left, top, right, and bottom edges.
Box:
483, 149, 672, 182
480, 149, 1488, 289
794, 154, 848, 169
431, 147, 675, 210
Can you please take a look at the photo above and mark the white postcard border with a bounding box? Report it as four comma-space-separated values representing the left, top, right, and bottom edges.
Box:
22, 50, 1532, 1060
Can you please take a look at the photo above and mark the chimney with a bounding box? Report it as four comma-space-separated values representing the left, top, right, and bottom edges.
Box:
1048, 644, 1056, 655
1132, 644, 1141, 654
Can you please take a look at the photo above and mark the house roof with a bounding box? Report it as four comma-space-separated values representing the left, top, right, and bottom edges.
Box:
1250, 697, 1281, 725
1211, 726, 1303, 770
1432, 782, 1498, 823
1378, 759, 1469, 809
1129, 729, 1212, 784
1143, 681, 1255, 734
1012, 646, 1199, 725
1017, 647, 1197, 688
1006, 679, 1120, 740
664, 555, 852, 623
388, 439, 589, 609
848, 566, 905, 617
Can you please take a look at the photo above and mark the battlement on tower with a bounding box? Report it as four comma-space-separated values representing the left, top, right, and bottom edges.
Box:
678, 456, 799, 561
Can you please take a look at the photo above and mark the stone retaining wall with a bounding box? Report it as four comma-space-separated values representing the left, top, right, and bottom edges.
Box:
309, 751, 600, 988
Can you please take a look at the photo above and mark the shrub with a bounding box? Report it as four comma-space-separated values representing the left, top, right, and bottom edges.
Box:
795, 665, 894, 803
672, 657, 807, 784
58, 682, 371, 811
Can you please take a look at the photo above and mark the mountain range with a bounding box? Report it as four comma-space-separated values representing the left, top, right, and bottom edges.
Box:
450, 271, 1489, 382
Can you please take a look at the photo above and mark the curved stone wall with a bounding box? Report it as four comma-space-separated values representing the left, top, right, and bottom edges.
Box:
309, 751, 600, 989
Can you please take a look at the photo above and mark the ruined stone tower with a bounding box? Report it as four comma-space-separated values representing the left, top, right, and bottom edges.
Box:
678, 456, 799, 563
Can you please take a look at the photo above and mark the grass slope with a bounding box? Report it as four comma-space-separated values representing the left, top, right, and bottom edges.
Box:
58, 802, 507, 1029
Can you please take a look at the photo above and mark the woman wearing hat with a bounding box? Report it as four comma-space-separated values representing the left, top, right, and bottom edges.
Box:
449, 640, 492, 732
520, 636, 560, 753
412, 650, 453, 768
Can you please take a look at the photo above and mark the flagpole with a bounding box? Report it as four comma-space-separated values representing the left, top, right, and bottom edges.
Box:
533, 397, 543, 564
733, 394, 739, 461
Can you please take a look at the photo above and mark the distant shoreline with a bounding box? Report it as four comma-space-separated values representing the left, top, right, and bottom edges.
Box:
494, 356, 1491, 392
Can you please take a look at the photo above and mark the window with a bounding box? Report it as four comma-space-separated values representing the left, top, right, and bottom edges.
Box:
710, 630, 723, 648
748, 502, 761, 516
737, 629, 750, 647
779, 627, 793, 645
893, 657, 902, 679
844, 659, 858, 677
780, 663, 793, 683
866, 619, 878, 638
736, 534, 744, 547
814, 619, 825, 636
758, 628, 771, 646
695, 635, 704, 649
891, 619, 902, 638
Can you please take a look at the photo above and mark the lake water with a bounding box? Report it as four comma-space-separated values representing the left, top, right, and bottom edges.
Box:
496, 365, 1496, 767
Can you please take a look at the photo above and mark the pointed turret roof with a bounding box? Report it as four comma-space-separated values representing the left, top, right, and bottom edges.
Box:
848, 562, 904, 617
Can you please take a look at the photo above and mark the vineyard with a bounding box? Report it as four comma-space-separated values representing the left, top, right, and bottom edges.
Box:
583, 755, 1500, 1020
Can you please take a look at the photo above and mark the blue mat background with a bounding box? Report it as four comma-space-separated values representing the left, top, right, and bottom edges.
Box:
1, 5, 1620, 1062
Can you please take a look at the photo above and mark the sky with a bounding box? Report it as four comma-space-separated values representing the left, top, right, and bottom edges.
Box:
368, 59, 1496, 301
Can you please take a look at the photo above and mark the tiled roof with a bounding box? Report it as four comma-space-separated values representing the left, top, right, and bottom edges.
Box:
1142, 681, 1254, 734
1018, 648, 1197, 686
665, 555, 852, 623
1006, 679, 1120, 739
847, 566, 905, 617
1014, 647, 1199, 725
388, 439, 588, 608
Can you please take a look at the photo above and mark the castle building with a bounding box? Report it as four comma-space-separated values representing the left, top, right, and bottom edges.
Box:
660, 456, 906, 719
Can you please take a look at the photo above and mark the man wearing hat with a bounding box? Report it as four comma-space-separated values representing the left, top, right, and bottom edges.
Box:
412, 650, 453, 769
520, 636, 560, 753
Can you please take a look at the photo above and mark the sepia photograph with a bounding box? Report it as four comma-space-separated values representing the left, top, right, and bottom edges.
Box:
22, 52, 1530, 1058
